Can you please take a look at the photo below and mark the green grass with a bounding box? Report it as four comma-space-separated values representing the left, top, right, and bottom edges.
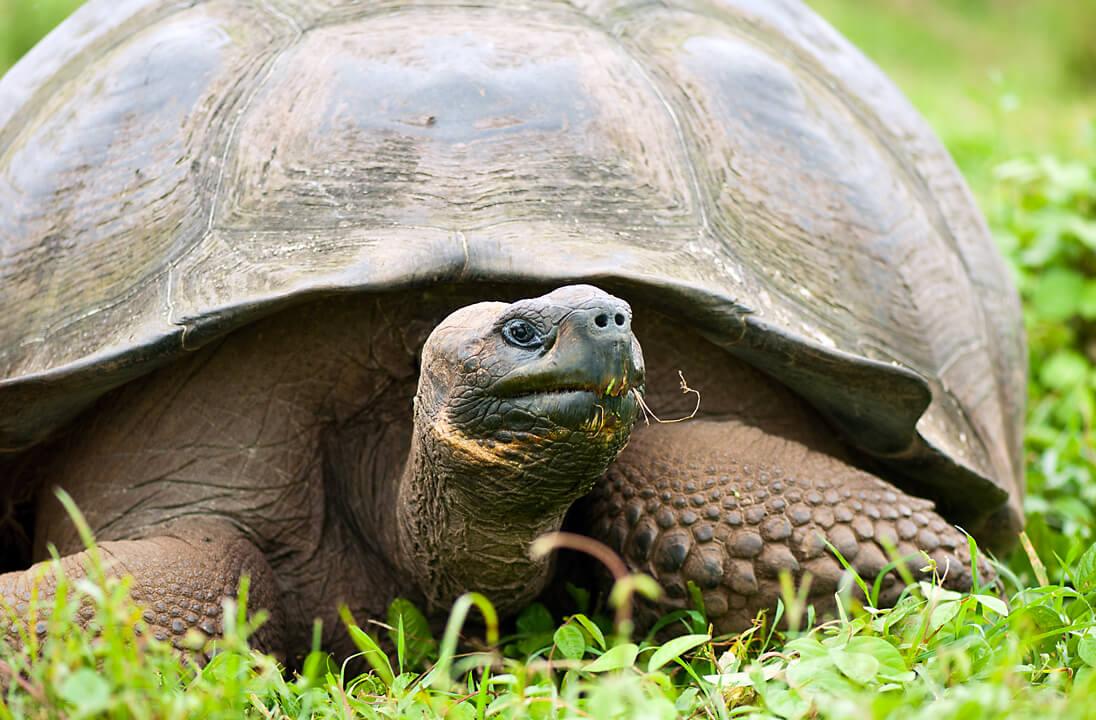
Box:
994, 150, 1096, 578
4, 1, 1096, 718
5, 500, 1096, 719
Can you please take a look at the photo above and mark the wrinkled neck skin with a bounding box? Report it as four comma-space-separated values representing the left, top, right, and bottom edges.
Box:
394, 397, 621, 615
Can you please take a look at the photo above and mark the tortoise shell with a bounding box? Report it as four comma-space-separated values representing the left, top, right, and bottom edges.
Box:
0, 0, 1025, 534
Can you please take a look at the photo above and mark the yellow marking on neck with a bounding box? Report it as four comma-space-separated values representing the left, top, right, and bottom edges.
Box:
428, 415, 522, 469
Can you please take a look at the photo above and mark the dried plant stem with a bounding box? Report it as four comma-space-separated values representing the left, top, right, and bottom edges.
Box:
530, 532, 634, 632
634, 370, 701, 425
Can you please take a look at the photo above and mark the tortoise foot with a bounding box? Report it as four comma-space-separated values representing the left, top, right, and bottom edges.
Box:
585, 420, 994, 633
1, 520, 284, 656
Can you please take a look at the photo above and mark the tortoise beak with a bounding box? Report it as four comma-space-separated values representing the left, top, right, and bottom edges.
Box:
551, 306, 643, 399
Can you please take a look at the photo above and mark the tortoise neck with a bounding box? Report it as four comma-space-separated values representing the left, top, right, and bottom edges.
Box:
393, 401, 574, 615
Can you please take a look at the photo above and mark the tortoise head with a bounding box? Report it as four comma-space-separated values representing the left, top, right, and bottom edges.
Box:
416, 284, 644, 503
397, 285, 644, 611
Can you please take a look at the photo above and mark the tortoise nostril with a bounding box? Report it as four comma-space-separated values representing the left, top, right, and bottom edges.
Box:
614, 313, 626, 326
595, 313, 609, 328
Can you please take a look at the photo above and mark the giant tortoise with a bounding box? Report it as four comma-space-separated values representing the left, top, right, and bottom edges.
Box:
0, 0, 1024, 657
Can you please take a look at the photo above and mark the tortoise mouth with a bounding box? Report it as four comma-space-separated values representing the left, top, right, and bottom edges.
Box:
502, 386, 640, 434
490, 356, 644, 401
498, 381, 635, 399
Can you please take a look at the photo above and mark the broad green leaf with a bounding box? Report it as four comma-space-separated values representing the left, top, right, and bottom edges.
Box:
829, 648, 880, 685
1050, 384, 1094, 427
486, 694, 516, 716
514, 602, 556, 655
845, 637, 914, 682
553, 623, 586, 660
879, 597, 925, 636
757, 682, 810, 720
786, 656, 857, 696
929, 599, 964, 631
58, 669, 111, 718
675, 687, 701, 712
572, 613, 606, 650
786, 637, 828, 660
1012, 604, 1066, 653
647, 633, 711, 672
516, 603, 555, 635
919, 582, 964, 603
446, 702, 477, 720
972, 594, 1009, 617
515, 631, 555, 657
1079, 636, 1096, 667
1076, 543, 1096, 593
1076, 218, 1096, 252
388, 597, 437, 669
584, 643, 638, 672
785, 656, 828, 688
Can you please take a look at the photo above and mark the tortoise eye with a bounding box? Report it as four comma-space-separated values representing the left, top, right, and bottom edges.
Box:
501, 318, 542, 349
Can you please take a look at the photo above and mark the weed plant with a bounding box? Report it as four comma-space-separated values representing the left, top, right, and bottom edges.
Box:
6, 490, 1096, 718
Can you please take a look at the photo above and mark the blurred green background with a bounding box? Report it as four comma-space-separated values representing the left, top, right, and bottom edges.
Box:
811, 0, 1096, 197
0, 0, 82, 75
1, 0, 1095, 576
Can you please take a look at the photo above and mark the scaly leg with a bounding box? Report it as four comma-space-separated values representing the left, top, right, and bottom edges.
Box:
584, 420, 991, 632
1, 520, 283, 655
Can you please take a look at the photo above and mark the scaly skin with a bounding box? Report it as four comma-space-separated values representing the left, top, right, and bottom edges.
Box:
391, 286, 641, 614
2, 286, 995, 658
1, 521, 283, 655
2, 286, 642, 657
583, 421, 988, 632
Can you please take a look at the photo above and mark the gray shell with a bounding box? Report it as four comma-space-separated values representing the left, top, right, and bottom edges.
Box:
0, 0, 1025, 528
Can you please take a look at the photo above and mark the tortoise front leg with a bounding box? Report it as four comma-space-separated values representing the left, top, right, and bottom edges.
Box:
0, 520, 284, 656
584, 420, 989, 633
